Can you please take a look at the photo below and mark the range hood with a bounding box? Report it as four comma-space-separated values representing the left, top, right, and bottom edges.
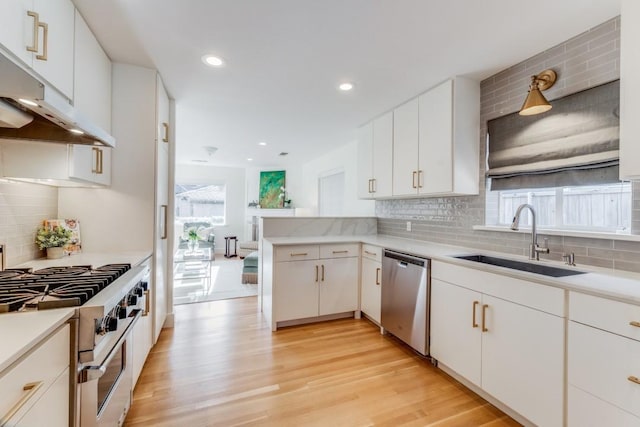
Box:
0, 52, 115, 147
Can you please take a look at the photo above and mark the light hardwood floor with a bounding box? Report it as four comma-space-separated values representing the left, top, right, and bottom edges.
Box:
125, 297, 520, 427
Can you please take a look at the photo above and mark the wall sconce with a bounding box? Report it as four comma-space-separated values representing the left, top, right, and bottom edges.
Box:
519, 69, 557, 116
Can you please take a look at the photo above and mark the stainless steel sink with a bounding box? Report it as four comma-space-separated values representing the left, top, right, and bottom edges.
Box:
454, 254, 587, 277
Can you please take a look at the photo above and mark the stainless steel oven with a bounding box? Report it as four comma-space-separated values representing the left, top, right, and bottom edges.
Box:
79, 308, 141, 427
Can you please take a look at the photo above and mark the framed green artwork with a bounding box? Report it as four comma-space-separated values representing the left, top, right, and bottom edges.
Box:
259, 170, 286, 208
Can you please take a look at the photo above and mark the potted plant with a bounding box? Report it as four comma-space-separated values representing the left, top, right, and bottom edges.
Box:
187, 228, 199, 251
35, 225, 73, 259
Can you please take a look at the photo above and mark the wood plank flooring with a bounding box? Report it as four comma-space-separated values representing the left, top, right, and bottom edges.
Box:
125, 297, 520, 427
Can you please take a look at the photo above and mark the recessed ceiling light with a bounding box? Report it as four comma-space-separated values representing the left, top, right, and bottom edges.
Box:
247, 158, 253, 161
338, 82, 354, 91
69, 129, 84, 135
258, 141, 267, 146
18, 98, 38, 107
202, 55, 224, 67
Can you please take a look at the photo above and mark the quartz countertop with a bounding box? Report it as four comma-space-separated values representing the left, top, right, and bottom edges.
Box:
0, 308, 76, 372
264, 235, 640, 306
14, 251, 152, 270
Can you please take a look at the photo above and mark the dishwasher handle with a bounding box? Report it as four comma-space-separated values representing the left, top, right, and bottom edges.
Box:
383, 250, 429, 268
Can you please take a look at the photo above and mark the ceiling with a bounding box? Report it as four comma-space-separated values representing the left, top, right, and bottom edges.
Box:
73, 0, 621, 168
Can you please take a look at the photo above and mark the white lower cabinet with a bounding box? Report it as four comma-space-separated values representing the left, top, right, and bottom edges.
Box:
567, 291, 640, 425
0, 324, 70, 427
132, 310, 152, 388
430, 262, 564, 427
360, 245, 382, 324
273, 244, 359, 326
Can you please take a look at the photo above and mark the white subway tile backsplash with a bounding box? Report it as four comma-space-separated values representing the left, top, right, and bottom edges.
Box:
376, 17, 640, 274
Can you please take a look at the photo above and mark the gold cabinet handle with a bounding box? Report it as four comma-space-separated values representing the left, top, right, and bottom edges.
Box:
375, 267, 381, 285
418, 170, 423, 188
36, 21, 48, 61
0, 381, 44, 425
290, 252, 308, 257
472, 301, 479, 328
162, 122, 169, 143
368, 179, 373, 193
332, 250, 348, 254
321, 264, 325, 282
412, 171, 417, 189
371, 178, 376, 193
315, 265, 319, 282
97, 148, 103, 175
26, 11, 39, 53
628, 376, 640, 385
630, 321, 640, 328
160, 205, 168, 239
482, 304, 489, 332
364, 250, 377, 256
143, 290, 150, 316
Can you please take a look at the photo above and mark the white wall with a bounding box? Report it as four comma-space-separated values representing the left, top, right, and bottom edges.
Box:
176, 164, 246, 252
296, 140, 375, 216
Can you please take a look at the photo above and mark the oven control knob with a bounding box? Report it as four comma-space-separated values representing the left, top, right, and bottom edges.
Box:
127, 294, 138, 306
105, 316, 118, 332
117, 306, 127, 319
140, 281, 148, 291
134, 287, 143, 297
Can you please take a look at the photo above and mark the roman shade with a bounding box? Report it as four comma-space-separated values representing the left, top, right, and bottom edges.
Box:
487, 80, 620, 190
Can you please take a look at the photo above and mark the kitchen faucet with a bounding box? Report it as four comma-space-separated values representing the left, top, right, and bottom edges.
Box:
510, 204, 549, 261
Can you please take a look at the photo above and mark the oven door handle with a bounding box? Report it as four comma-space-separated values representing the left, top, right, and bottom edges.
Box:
78, 309, 142, 383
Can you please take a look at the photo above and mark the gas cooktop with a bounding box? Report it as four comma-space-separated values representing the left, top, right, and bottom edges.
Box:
0, 264, 131, 313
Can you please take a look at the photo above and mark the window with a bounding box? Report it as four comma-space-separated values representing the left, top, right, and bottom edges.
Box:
175, 184, 226, 225
318, 171, 345, 216
493, 182, 631, 233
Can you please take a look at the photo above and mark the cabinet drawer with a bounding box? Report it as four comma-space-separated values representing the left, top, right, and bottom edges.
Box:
320, 243, 359, 259
570, 291, 640, 341
568, 384, 640, 427
568, 321, 640, 417
275, 245, 319, 262
432, 260, 564, 316
0, 324, 69, 423
361, 244, 382, 262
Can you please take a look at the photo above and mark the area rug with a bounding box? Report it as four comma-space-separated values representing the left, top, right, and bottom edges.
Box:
173, 258, 258, 305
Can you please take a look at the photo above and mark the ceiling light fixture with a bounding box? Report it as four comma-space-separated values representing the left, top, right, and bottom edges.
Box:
247, 158, 253, 161
339, 82, 354, 91
258, 141, 267, 146
202, 55, 224, 67
519, 69, 557, 116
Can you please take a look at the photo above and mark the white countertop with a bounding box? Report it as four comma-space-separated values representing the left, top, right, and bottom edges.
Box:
264, 234, 640, 305
15, 251, 152, 269
0, 308, 75, 373
0, 251, 152, 374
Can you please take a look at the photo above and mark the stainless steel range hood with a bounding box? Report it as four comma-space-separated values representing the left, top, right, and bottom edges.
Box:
0, 52, 115, 147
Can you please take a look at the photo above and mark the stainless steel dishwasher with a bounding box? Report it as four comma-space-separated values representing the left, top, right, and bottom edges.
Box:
381, 250, 431, 356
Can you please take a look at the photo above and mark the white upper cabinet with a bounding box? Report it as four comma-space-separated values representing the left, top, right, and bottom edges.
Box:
392, 97, 420, 196
620, 0, 640, 180
392, 77, 479, 197
73, 10, 111, 132
357, 122, 374, 199
0, 0, 75, 99
357, 111, 393, 199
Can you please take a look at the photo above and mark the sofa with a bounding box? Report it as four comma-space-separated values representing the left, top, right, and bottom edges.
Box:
238, 241, 258, 259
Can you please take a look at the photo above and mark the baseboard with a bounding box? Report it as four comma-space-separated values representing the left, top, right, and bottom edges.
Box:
276, 311, 356, 329
163, 312, 175, 329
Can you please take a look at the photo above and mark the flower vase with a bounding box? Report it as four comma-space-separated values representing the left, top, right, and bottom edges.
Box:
46, 247, 64, 259
193, 240, 199, 251
187, 240, 195, 252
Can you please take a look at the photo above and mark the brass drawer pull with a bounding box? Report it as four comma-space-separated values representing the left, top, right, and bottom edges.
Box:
321, 264, 325, 282
26, 11, 39, 53
36, 21, 48, 61
412, 171, 417, 189
630, 321, 640, 328
315, 265, 319, 282
332, 250, 348, 254
375, 267, 381, 285
418, 170, 423, 188
290, 252, 308, 257
364, 250, 377, 256
482, 304, 489, 332
371, 178, 376, 193
162, 122, 169, 142
628, 376, 640, 385
472, 301, 479, 328
368, 179, 373, 193
143, 290, 150, 316
1, 381, 44, 425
